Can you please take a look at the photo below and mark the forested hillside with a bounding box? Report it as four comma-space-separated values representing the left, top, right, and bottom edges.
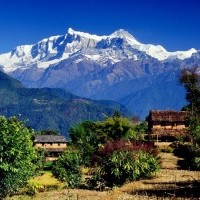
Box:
0, 71, 131, 136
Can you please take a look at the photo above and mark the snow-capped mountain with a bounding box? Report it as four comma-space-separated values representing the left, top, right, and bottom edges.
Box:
0, 28, 199, 119
0, 28, 197, 73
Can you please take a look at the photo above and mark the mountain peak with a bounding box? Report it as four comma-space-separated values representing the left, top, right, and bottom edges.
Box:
110, 29, 130, 37
188, 48, 197, 53
67, 27, 105, 41
67, 27, 76, 35
110, 29, 140, 45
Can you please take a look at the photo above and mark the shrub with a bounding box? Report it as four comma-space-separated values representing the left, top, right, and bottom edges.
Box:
173, 143, 200, 170
90, 149, 160, 188
34, 148, 46, 171
93, 140, 158, 162
52, 149, 82, 188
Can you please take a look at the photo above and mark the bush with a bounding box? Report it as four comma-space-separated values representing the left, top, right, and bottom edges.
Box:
94, 140, 158, 161
52, 149, 82, 188
34, 148, 46, 171
173, 143, 200, 170
89, 149, 160, 188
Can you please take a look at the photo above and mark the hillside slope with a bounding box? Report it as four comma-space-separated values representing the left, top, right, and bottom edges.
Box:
0, 71, 131, 136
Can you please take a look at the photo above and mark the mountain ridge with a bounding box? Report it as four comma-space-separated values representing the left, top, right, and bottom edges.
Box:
0, 28, 199, 119
0, 28, 197, 73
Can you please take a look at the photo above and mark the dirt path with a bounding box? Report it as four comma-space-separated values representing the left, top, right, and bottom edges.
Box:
159, 152, 184, 169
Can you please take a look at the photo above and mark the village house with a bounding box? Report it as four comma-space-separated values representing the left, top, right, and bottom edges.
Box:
148, 110, 188, 141
34, 135, 67, 158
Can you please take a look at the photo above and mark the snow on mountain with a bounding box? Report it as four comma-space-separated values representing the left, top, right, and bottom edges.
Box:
67, 27, 106, 41
167, 48, 197, 60
109, 29, 140, 45
0, 28, 197, 74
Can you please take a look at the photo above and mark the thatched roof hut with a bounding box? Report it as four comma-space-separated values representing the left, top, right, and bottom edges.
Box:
149, 110, 188, 123
148, 110, 188, 141
34, 135, 67, 143
34, 135, 67, 158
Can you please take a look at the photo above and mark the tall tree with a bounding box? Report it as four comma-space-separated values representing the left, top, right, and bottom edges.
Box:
180, 67, 200, 112
70, 121, 97, 166
180, 67, 200, 144
0, 116, 37, 198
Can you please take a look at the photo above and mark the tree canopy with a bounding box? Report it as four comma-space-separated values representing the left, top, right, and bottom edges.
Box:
69, 113, 144, 166
95, 112, 142, 143
180, 67, 200, 113
180, 67, 200, 144
0, 116, 37, 198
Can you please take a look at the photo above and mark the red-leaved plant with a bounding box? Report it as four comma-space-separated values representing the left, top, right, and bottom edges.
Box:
93, 140, 158, 163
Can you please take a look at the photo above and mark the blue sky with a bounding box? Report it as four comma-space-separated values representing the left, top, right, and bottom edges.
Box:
0, 0, 200, 53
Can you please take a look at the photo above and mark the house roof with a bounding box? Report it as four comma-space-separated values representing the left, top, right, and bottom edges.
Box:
149, 110, 188, 122
34, 135, 67, 143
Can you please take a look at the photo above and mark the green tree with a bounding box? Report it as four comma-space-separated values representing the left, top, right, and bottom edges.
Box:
96, 112, 142, 143
180, 67, 200, 144
135, 122, 148, 135
37, 129, 60, 135
70, 121, 97, 166
52, 149, 82, 188
0, 116, 37, 198
180, 67, 200, 112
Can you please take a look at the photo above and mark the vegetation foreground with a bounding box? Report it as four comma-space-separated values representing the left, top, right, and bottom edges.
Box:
6, 155, 200, 200
1, 67, 200, 199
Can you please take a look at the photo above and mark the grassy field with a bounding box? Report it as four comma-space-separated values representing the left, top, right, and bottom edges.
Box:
6, 145, 200, 200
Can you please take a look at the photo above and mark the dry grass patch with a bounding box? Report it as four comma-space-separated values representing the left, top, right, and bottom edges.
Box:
159, 152, 183, 169
112, 169, 200, 199
6, 189, 109, 200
